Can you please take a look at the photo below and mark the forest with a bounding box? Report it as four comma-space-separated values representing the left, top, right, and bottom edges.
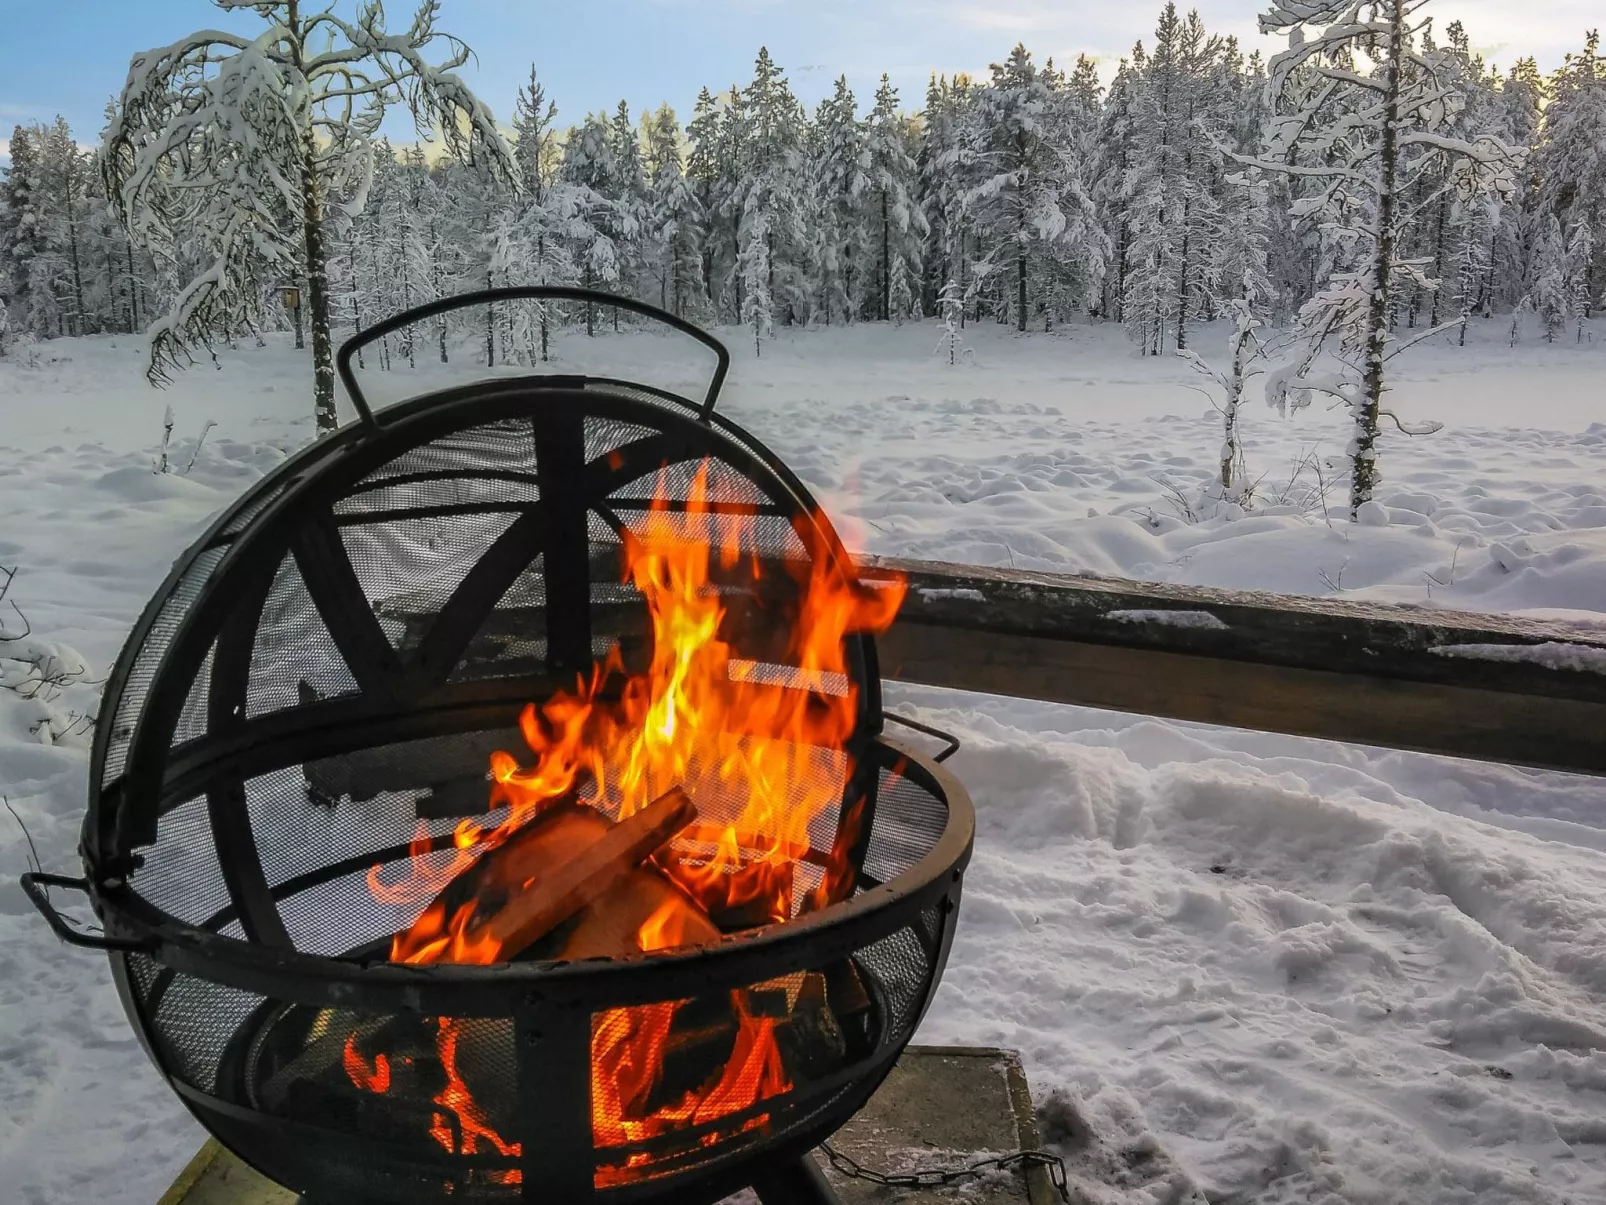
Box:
0, 5, 1602, 371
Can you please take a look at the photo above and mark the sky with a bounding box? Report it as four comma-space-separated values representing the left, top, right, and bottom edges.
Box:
0, 0, 1599, 164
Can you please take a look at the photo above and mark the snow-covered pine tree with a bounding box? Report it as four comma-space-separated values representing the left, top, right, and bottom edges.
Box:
1, 125, 46, 339
644, 105, 704, 319
609, 100, 650, 318
814, 76, 868, 325
1532, 213, 1569, 341
559, 113, 633, 334
918, 74, 982, 321
40, 118, 91, 336
863, 76, 927, 323
1094, 53, 1141, 322
1450, 195, 1494, 342
1492, 57, 1544, 312
102, 0, 516, 432
934, 277, 968, 363
966, 44, 1104, 332
1534, 32, 1606, 319
1239, 0, 1521, 518
1565, 219, 1595, 340
738, 206, 772, 354
685, 87, 735, 317
1035, 56, 1107, 327
740, 49, 809, 327
509, 66, 578, 356
1123, 5, 1225, 352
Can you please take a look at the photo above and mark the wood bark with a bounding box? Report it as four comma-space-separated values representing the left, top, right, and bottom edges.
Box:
1354, 1, 1405, 517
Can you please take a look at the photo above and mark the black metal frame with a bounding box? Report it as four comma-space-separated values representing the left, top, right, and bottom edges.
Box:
335, 287, 733, 426
37, 290, 975, 1205
130, 736, 968, 1205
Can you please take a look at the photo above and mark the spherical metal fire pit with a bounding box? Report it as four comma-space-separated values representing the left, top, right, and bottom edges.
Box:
26, 290, 974, 1205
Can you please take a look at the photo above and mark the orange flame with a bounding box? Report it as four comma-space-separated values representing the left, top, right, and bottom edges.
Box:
374, 460, 903, 959
351, 459, 904, 1178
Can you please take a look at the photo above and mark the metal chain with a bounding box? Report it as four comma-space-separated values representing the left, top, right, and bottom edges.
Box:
818, 1139, 1071, 1201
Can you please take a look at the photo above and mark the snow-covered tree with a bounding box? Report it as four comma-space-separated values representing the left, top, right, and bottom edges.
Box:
934, 277, 969, 363
740, 49, 810, 327
815, 76, 868, 324
102, 0, 516, 432
1238, 0, 1520, 518
1565, 219, 1596, 340
1533, 32, 1606, 317
1123, 6, 1226, 352
560, 113, 634, 334
642, 105, 704, 319
1, 126, 47, 338
966, 44, 1104, 332
864, 75, 927, 323
738, 206, 772, 354
1181, 278, 1265, 501
1532, 212, 1569, 341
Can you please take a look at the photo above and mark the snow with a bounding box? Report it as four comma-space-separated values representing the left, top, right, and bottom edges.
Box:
3, 315, 1606, 1203
1433, 642, 1606, 675
1105, 609, 1230, 630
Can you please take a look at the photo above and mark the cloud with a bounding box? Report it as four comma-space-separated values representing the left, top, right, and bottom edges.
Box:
948, 5, 1049, 32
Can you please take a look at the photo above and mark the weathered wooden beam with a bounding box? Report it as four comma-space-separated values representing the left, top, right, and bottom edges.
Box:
861, 556, 1606, 776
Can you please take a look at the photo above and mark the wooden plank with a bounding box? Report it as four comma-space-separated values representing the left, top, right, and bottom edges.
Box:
863, 556, 1606, 776
375, 552, 1606, 775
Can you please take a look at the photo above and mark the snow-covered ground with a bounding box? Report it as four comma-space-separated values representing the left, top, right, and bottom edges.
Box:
1, 317, 1603, 1204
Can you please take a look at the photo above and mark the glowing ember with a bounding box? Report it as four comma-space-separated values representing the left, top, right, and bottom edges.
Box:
342, 1034, 391, 1094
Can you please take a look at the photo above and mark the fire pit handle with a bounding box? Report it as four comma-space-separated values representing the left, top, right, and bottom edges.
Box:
335, 286, 733, 430
20, 872, 156, 953
883, 713, 962, 763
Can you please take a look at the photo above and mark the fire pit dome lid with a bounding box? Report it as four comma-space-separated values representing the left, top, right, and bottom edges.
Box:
68, 288, 973, 1016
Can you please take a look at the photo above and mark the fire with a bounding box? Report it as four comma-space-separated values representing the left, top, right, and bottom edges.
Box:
342, 1033, 391, 1094
353, 459, 904, 1176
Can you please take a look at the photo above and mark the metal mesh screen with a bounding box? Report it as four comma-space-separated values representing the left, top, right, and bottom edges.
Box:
93, 384, 963, 1205
101, 546, 227, 782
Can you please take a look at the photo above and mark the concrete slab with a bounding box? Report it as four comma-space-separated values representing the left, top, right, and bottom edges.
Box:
159, 1046, 1049, 1205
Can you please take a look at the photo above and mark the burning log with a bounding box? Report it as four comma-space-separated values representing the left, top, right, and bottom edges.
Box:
556, 868, 722, 961
393, 788, 697, 964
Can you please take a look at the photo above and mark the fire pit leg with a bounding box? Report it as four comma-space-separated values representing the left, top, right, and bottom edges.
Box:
750, 1154, 843, 1205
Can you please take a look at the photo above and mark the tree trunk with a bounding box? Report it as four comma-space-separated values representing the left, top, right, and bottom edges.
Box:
64, 164, 86, 335
583, 264, 595, 337
1175, 196, 1191, 351
287, 3, 339, 433
126, 241, 140, 333
486, 270, 496, 365
537, 232, 549, 360
1353, 3, 1404, 520
433, 220, 446, 363
1016, 244, 1027, 335
881, 192, 891, 322
299, 131, 337, 432
1429, 192, 1447, 327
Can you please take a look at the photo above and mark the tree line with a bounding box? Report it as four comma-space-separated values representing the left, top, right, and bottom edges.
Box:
0, 1, 1601, 511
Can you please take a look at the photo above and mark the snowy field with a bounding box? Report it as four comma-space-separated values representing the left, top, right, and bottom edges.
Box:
2, 317, 1605, 1204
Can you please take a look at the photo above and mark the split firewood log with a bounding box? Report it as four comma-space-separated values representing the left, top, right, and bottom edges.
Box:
556, 867, 722, 961
398, 787, 697, 963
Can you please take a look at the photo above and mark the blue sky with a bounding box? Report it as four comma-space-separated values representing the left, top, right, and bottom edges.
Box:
1, 0, 1598, 163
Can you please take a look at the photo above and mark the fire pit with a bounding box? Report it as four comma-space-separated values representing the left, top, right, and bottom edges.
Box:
24, 289, 974, 1205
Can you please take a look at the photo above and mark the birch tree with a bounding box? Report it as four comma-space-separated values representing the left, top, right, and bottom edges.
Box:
1238, 0, 1520, 518
102, 0, 515, 432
